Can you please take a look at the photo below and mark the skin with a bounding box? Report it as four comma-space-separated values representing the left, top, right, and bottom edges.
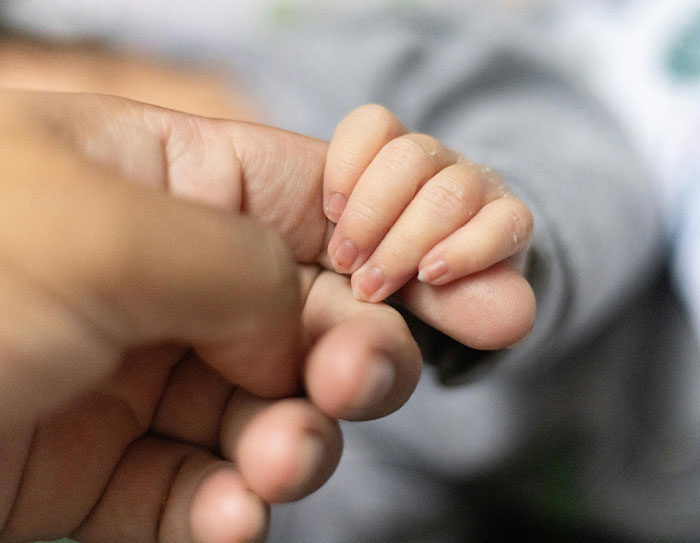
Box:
325, 104, 535, 305
0, 37, 536, 348
0, 90, 422, 543
0, 62, 535, 542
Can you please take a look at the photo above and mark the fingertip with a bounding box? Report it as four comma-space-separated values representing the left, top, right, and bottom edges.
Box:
190, 469, 269, 543
305, 313, 421, 420
231, 398, 343, 503
478, 265, 536, 349
469, 272, 536, 350
466, 272, 536, 350
325, 105, 404, 215
397, 263, 537, 350
502, 274, 537, 348
343, 352, 397, 419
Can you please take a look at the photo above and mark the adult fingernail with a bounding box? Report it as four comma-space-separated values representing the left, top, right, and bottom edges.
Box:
353, 266, 385, 301
232, 491, 268, 542
325, 192, 347, 223
418, 260, 448, 284
351, 354, 396, 410
333, 240, 359, 271
295, 432, 327, 489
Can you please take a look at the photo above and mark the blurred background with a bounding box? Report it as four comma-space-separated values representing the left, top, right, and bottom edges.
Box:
1, 0, 697, 229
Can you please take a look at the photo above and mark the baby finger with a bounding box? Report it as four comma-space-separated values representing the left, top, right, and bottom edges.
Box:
418, 197, 533, 285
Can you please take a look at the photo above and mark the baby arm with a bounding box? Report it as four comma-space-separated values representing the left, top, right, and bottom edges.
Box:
324, 104, 533, 304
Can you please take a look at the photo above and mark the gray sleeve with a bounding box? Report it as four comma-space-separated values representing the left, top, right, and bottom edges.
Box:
243, 7, 665, 381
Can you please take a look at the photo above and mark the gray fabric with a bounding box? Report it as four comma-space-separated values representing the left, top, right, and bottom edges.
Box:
2, 4, 696, 541
250, 10, 682, 542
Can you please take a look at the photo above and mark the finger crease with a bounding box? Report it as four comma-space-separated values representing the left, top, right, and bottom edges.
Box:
0, 426, 38, 540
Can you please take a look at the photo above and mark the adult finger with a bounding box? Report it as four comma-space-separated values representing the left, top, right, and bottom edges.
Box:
68, 438, 270, 543
220, 390, 343, 503
90, 165, 305, 398
133, 100, 533, 356
1, 410, 271, 543
150, 355, 344, 504
0, 124, 303, 427
1, 366, 342, 541
35, 91, 332, 263
301, 269, 422, 421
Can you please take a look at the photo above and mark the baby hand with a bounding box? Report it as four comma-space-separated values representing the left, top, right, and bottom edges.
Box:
324, 105, 533, 302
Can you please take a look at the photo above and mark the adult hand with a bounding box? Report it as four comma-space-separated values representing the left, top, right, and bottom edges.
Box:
0, 90, 421, 543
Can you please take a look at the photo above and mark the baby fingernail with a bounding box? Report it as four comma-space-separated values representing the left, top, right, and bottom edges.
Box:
333, 240, 359, 271
351, 354, 396, 410
418, 260, 448, 284
353, 266, 385, 301
325, 192, 347, 223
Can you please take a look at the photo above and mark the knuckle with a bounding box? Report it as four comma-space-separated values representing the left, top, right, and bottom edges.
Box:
481, 168, 509, 196
332, 145, 367, 181
383, 134, 440, 171
345, 200, 385, 231
422, 176, 473, 216
421, 165, 482, 217
357, 104, 404, 137
404, 133, 442, 158
386, 136, 424, 164
501, 199, 533, 247
329, 105, 406, 186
